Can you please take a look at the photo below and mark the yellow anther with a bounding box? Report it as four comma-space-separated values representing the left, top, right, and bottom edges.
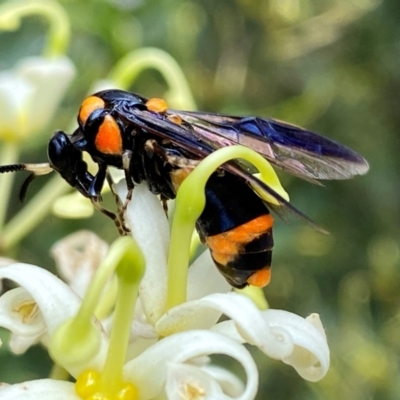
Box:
75, 370, 138, 400
87, 394, 110, 400
116, 382, 139, 400
75, 370, 100, 398
13, 300, 39, 323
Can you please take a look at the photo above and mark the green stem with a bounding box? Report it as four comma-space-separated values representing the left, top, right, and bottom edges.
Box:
48, 364, 69, 381
166, 145, 288, 311
0, 0, 70, 57
98, 237, 145, 391
1, 175, 69, 251
107, 48, 196, 110
0, 142, 19, 232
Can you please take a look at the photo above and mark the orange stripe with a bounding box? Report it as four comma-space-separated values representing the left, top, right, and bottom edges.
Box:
206, 214, 273, 254
247, 268, 271, 287
206, 214, 273, 265
94, 115, 122, 155
79, 96, 105, 125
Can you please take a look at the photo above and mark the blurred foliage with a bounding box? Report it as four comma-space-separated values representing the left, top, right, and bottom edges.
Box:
0, 0, 399, 399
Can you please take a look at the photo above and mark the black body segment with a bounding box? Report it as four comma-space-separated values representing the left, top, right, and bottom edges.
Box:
0, 89, 369, 288
197, 172, 274, 288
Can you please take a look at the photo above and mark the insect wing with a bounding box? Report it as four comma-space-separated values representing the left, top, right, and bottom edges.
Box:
174, 111, 369, 181
117, 107, 217, 159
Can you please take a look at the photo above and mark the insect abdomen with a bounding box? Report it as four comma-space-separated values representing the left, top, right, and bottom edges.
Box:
196, 172, 274, 288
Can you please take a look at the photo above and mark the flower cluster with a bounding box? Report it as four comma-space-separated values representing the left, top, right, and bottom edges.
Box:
0, 182, 329, 400
0, 1, 330, 398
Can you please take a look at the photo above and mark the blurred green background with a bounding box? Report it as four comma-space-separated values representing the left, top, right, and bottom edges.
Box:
0, 0, 399, 399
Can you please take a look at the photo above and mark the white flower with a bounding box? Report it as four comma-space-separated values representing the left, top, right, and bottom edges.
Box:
0, 182, 330, 399
0, 56, 75, 141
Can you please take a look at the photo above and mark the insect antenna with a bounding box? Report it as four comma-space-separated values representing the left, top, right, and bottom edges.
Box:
0, 163, 54, 201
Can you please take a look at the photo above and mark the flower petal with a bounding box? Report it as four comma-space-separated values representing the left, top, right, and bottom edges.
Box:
0, 264, 81, 334
0, 379, 78, 399
0, 73, 33, 140
187, 250, 231, 301
0, 264, 109, 376
116, 181, 169, 324
124, 330, 258, 400
156, 292, 294, 360
263, 311, 330, 382
165, 362, 229, 400
17, 57, 75, 136
51, 230, 108, 298
200, 365, 245, 398
0, 287, 46, 354
213, 307, 330, 381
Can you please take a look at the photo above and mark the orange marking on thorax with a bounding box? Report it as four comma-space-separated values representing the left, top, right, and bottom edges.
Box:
94, 115, 123, 155
247, 268, 271, 287
79, 96, 105, 125
146, 98, 168, 113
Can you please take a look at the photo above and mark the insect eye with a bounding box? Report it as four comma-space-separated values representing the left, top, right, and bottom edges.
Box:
48, 131, 82, 172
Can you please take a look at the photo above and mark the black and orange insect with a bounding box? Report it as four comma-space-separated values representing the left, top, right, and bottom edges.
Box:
0, 90, 369, 288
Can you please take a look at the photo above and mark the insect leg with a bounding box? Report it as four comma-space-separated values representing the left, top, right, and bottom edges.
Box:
91, 198, 127, 236
120, 150, 134, 215
105, 171, 131, 234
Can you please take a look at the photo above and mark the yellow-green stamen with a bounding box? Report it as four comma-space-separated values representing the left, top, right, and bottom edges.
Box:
50, 236, 144, 383
73, 236, 144, 399
165, 144, 288, 311
107, 48, 196, 110
0, 0, 70, 58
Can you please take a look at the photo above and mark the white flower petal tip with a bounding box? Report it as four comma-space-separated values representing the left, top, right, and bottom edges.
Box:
157, 293, 294, 359
0, 379, 77, 400
51, 230, 108, 297
124, 330, 258, 400
0, 57, 75, 140
0, 287, 46, 354
264, 310, 330, 382
0, 264, 81, 335
116, 181, 169, 323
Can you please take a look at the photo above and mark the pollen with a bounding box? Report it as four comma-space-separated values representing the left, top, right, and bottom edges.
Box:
183, 382, 206, 400
146, 97, 168, 113
75, 370, 139, 400
13, 300, 39, 323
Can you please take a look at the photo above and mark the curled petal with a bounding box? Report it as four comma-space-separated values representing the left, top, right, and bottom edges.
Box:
156, 292, 294, 360
0, 379, 78, 399
165, 363, 231, 400
263, 311, 330, 382
213, 307, 330, 381
116, 182, 169, 324
0, 264, 81, 334
124, 330, 258, 400
201, 365, 245, 398
0, 287, 46, 354
0, 264, 109, 376
51, 230, 108, 298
